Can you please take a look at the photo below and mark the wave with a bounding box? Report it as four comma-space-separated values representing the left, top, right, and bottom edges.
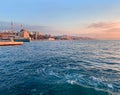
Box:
0, 81, 113, 95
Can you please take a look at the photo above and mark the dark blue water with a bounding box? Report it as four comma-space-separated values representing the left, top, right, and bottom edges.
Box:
0, 40, 120, 95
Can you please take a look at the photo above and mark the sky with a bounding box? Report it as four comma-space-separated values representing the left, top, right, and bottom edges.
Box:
0, 0, 120, 39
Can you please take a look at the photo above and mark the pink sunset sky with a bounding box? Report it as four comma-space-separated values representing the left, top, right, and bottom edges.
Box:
73, 22, 120, 40
0, 0, 120, 40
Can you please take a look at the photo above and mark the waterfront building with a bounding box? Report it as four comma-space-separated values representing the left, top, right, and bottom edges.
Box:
18, 29, 30, 39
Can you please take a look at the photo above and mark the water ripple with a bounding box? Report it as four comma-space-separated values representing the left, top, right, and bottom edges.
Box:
0, 40, 120, 95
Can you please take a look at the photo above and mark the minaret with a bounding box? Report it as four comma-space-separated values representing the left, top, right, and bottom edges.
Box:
21, 24, 23, 29
35, 32, 37, 40
11, 22, 14, 33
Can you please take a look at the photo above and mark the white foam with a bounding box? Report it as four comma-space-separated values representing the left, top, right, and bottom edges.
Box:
67, 80, 77, 85
107, 84, 113, 89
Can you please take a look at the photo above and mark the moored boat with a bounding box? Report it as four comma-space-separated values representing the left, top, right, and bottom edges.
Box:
14, 38, 31, 42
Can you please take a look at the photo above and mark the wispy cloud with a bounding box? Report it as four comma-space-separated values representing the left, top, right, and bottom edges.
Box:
0, 21, 69, 35
87, 22, 120, 29
80, 22, 120, 39
0, 21, 53, 33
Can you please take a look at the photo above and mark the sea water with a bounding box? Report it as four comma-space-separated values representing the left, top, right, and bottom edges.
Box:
0, 40, 120, 95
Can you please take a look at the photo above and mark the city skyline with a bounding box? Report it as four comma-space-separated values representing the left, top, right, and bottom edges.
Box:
0, 0, 120, 39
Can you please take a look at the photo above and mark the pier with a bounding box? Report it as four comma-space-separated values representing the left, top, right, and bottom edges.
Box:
0, 42, 23, 46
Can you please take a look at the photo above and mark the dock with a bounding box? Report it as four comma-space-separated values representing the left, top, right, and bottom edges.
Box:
0, 42, 23, 46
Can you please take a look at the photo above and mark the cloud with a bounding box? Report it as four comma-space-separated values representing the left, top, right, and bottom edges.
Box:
88, 22, 120, 29
0, 21, 57, 35
0, 21, 72, 36
81, 22, 120, 39
104, 28, 120, 32
86, 22, 120, 33
0, 21, 46, 31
